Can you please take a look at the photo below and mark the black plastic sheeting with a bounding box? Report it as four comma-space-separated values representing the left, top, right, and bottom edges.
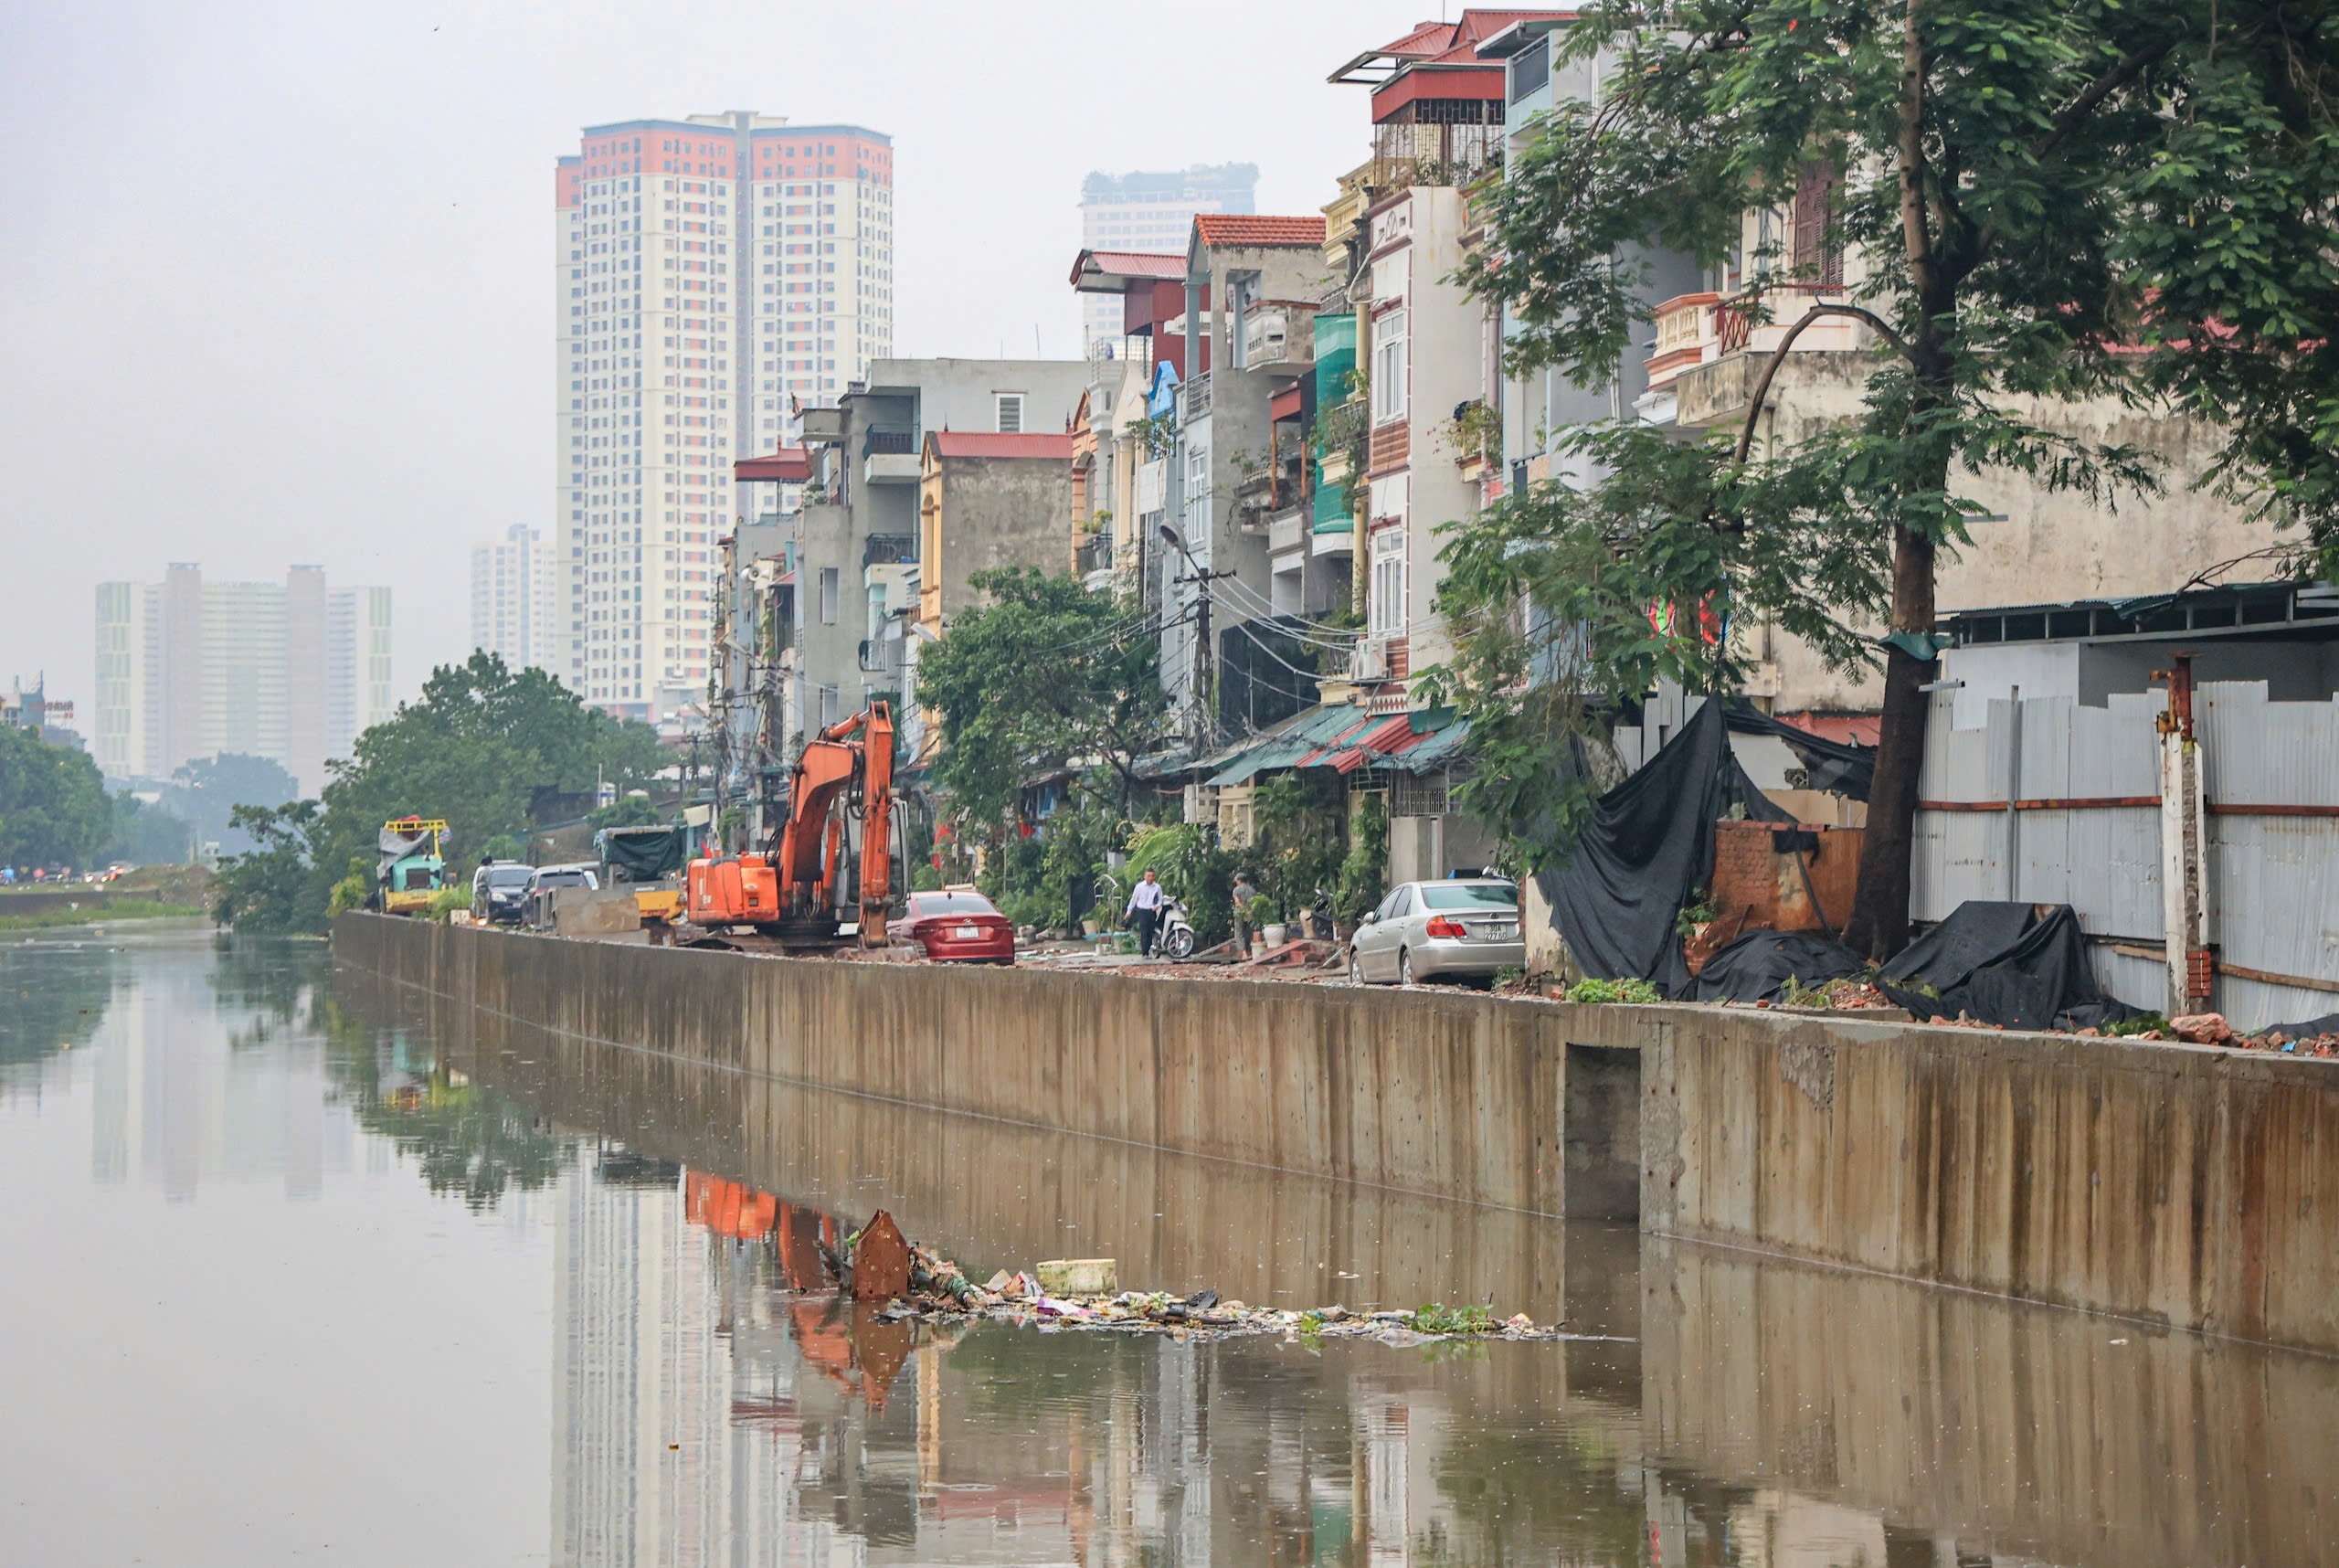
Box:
1537, 698, 1789, 995
2258, 1012, 2339, 1040
598, 825, 686, 882
1878, 900, 2144, 1030
1722, 698, 1875, 800
1690, 928, 1869, 1003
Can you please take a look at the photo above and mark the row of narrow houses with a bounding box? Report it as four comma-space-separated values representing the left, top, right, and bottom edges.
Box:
704, 8, 2339, 1023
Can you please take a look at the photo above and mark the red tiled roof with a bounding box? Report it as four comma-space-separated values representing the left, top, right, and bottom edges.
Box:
1777, 711, 1882, 747
735, 447, 811, 482
1068, 249, 1186, 288
1192, 215, 1327, 249
926, 431, 1074, 460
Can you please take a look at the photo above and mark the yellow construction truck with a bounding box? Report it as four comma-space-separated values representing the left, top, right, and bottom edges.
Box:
375, 818, 450, 916
597, 822, 689, 937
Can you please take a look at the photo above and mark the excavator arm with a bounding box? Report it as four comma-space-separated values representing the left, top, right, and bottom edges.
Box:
770, 702, 897, 939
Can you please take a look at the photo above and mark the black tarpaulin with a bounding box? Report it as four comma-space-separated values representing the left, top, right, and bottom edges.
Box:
1536, 698, 1790, 995
1690, 928, 1868, 1003
2258, 1012, 2339, 1040
1878, 900, 2143, 1030
1722, 699, 1876, 800
598, 825, 685, 882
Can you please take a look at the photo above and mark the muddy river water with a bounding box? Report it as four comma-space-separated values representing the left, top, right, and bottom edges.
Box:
3, 925, 2333, 1566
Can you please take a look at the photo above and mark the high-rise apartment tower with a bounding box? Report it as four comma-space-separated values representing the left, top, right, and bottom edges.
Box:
555, 111, 894, 721
92, 566, 393, 793
1076, 164, 1257, 351
471, 524, 559, 673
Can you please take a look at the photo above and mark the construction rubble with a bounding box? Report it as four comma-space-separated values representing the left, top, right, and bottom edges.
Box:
821, 1210, 1606, 1348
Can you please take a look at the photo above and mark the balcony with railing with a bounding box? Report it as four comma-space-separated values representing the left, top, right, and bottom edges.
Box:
863, 426, 919, 483
1074, 531, 1114, 589
863, 533, 915, 568
1368, 115, 1502, 193
1180, 371, 1212, 424
1646, 284, 1871, 404
1242, 302, 1318, 376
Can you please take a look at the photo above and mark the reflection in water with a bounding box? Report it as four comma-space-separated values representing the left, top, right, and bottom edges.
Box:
3, 929, 2334, 1567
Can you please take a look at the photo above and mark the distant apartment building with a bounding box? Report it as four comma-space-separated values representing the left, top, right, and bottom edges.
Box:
471, 524, 558, 672
92, 566, 393, 794
1077, 164, 1257, 352
554, 111, 894, 723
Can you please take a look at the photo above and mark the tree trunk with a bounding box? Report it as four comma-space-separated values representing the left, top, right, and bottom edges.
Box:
1845, 525, 1937, 960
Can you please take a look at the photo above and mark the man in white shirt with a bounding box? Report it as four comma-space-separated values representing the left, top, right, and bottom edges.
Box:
1124, 868, 1167, 958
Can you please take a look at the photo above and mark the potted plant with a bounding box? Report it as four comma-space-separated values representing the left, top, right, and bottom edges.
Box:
1250, 895, 1281, 949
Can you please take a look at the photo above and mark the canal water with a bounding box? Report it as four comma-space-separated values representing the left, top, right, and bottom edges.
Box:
3, 926, 2333, 1566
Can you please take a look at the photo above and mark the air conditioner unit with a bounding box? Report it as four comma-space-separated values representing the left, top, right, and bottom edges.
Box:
1349, 641, 1390, 681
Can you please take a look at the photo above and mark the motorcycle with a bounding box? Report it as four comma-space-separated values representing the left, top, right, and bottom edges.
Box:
1159, 895, 1198, 959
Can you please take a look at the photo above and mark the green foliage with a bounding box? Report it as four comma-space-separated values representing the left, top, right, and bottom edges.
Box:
915, 568, 1167, 825
164, 752, 298, 856
426, 885, 471, 921
1331, 792, 1391, 927
1131, 408, 1180, 461
1675, 886, 1719, 938
1563, 977, 1661, 1005
211, 800, 328, 935
1248, 771, 1346, 925
1125, 821, 1235, 946
0, 725, 111, 868
1448, 0, 2339, 948
1779, 974, 1831, 1010
108, 791, 191, 863
326, 858, 371, 918
2105, 1012, 2173, 1038
0, 898, 206, 933
587, 793, 664, 832
1408, 1302, 1496, 1335
479, 832, 527, 863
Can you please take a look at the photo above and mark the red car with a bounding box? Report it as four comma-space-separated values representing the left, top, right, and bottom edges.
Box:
899, 889, 1016, 964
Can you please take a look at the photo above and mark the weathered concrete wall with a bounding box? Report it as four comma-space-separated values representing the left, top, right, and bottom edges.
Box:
335, 914, 2339, 1352
1611, 1003, 2339, 1353
336, 914, 1568, 1215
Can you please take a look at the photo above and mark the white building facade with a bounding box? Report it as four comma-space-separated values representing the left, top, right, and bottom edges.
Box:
470, 524, 559, 673
555, 111, 894, 723
91, 567, 393, 793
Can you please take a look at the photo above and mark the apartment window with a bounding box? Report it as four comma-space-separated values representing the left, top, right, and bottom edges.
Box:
818, 566, 839, 623
1371, 310, 1408, 425
818, 683, 841, 728
994, 393, 1025, 433
1369, 526, 1406, 638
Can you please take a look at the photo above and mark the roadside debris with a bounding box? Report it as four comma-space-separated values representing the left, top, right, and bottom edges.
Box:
814, 1224, 1612, 1346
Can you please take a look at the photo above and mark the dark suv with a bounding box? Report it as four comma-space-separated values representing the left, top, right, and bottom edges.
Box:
471, 861, 534, 926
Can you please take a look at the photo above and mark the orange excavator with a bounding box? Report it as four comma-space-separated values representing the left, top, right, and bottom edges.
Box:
686, 702, 898, 946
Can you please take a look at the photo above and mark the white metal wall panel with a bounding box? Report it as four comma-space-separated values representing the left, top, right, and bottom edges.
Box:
1917, 681, 2336, 1020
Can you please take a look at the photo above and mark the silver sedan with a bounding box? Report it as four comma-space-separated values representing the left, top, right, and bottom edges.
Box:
1348, 878, 1526, 986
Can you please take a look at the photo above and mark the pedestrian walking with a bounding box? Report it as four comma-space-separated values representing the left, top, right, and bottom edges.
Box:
1231, 869, 1258, 954
1125, 868, 1167, 958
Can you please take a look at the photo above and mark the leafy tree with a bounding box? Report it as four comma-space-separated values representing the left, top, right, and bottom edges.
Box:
107, 790, 192, 864
915, 568, 1168, 823
587, 793, 665, 831
1447, 0, 2339, 957
211, 800, 329, 935
0, 726, 111, 868
304, 651, 668, 911
165, 752, 299, 855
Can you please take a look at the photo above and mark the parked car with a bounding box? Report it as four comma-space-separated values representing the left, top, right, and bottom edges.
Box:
524, 863, 598, 927
898, 888, 1015, 964
1348, 878, 1526, 987
472, 861, 534, 926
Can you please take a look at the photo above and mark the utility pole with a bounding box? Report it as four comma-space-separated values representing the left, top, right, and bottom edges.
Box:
1175, 565, 1236, 752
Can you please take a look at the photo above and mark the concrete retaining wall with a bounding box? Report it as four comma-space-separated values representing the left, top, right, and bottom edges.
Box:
335, 913, 2339, 1353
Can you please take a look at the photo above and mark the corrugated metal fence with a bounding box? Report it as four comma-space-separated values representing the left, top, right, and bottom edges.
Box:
1913, 682, 2339, 1030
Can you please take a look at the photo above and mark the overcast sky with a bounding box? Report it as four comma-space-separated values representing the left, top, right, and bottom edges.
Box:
0, 0, 1438, 715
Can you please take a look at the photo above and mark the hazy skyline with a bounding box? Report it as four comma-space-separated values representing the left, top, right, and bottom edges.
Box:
0, 0, 1434, 722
